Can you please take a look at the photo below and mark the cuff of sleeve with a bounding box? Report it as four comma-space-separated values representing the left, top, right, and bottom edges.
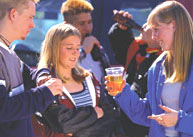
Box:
36, 68, 50, 81
114, 83, 130, 99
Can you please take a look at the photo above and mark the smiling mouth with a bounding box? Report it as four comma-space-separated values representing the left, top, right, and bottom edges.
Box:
69, 58, 76, 62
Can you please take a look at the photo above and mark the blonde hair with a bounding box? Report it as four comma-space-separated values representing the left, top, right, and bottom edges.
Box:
38, 23, 89, 82
0, 0, 39, 20
60, 0, 93, 23
147, 1, 193, 82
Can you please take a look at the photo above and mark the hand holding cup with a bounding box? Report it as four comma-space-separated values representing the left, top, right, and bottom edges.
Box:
105, 67, 126, 96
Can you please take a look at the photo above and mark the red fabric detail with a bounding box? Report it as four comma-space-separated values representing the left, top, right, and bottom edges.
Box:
58, 98, 74, 109
136, 54, 145, 70
125, 39, 145, 70
125, 39, 162, 71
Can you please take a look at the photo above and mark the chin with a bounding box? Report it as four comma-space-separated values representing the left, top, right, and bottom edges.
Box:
21, 36, 26, 40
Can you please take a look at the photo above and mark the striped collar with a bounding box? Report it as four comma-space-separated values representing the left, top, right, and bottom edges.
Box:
0, 41, 11, 53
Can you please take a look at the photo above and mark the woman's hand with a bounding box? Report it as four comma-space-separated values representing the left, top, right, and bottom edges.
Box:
94, 106, 104, 119
148, 105, 178, 127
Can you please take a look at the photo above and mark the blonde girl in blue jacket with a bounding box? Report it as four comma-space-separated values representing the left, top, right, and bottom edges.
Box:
105, 1, 193, 137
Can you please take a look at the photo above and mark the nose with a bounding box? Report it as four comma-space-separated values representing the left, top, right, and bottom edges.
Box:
30, 19, 35, 29
84, 23, 92, 33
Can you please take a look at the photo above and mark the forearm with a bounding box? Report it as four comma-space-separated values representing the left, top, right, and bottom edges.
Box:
115, 83, 151, 126
108, 23, 134, 65
0, 85, 54, 122
175, 110, 193, 135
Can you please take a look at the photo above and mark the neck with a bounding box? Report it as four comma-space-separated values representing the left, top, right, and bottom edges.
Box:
0, 17, 15, 46
58, 66, 73, 82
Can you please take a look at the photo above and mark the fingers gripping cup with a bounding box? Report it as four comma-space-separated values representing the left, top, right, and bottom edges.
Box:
105, 67, 124, 96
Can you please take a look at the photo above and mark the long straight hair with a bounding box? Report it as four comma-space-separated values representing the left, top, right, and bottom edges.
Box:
147, 1, 193, 82
38, 23, 89, 82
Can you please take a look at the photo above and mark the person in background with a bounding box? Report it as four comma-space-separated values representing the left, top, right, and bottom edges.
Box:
108, 10, 162, 137
60, 0, 110, 83
0, 0, 63, 137
34, 23, 118, 137
106, 1, 193, 137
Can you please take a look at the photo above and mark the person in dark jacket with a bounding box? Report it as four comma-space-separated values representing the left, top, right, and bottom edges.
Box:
0, 0, 63, 137
108, 10, 161, 137
34, 23, 118, 137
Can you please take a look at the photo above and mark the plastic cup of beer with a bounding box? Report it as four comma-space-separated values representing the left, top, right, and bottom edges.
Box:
105, 66, 124, 96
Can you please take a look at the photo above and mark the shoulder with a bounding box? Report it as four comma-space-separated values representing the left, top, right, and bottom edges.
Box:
87, 72, 100, 85
149, 52, 166, 71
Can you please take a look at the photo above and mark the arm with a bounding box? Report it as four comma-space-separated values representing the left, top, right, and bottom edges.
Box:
0, 62, 62, 122
176, 110, 193, 135
22, 62, 53, 91
0, 84, 54, 122
108, 23, 134, 65
115, 84, 151, 127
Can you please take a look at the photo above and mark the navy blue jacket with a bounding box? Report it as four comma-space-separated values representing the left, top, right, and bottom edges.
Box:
0, 64, 54, 137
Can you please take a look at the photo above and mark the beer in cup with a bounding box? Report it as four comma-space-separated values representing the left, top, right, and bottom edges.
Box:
105, 67, 124, 96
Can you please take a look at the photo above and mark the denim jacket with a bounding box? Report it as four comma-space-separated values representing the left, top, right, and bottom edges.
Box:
115, 52, 193, 137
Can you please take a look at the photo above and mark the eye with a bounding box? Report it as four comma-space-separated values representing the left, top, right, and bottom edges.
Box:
76, 48, 80, 51
88, 20, 92, 25
66, 47, 72, 50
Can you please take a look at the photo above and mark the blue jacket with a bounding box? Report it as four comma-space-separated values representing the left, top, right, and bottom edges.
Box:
0, 64, 54, 137
115, 53, 193, 137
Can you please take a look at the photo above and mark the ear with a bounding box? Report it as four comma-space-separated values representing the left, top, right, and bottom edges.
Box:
8, 8, 18, 22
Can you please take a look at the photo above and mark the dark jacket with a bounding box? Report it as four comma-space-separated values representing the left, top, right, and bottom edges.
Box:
0, 45, 54, 137
35, 73, 119, 137
108, 23, 162, 98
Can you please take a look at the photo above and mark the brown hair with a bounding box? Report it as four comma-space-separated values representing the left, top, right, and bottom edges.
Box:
147, 1, 193, 82
60, 0, 93, 23
38, 23, 89, 82
0, 0, 39, 20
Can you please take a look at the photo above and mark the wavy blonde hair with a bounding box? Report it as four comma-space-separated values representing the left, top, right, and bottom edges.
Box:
38, 23, 89, 82
147, 1, 193, 82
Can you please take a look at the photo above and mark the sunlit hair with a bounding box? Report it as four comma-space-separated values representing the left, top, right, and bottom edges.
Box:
60, 0, 93, 23
147, 1, 193, 82
38, 23, 89, 82
0, 0, 39, 20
